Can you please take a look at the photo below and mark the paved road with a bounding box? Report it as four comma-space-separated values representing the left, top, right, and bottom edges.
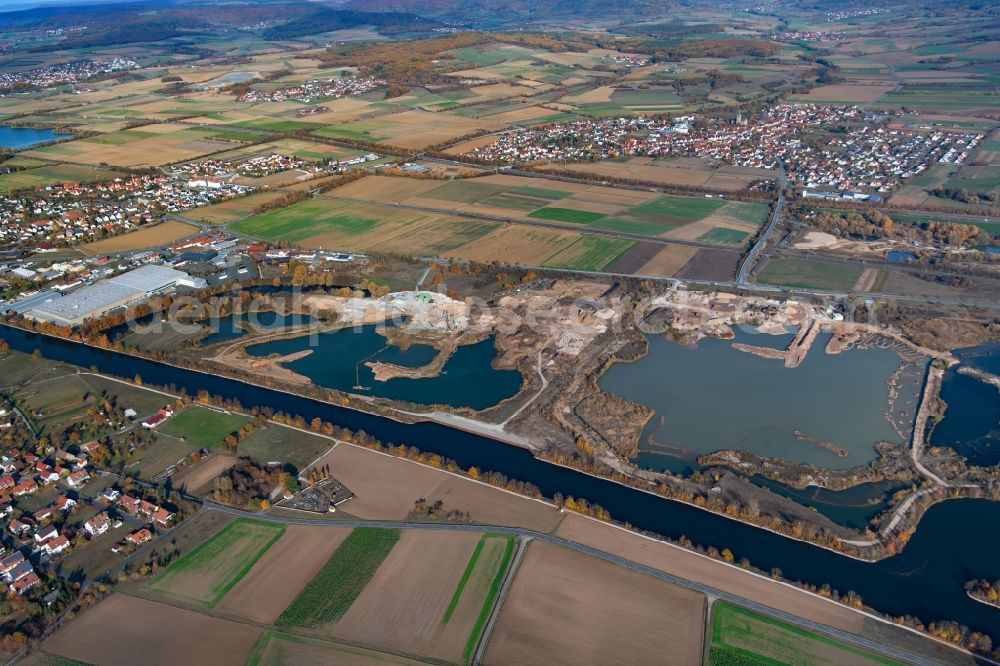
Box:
738, 164, 786, 285
472, 535, 528, 665
198, 502, 953, 666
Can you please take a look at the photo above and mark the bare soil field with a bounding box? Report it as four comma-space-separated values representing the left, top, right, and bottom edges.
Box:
41, 594, 262, 666
248, 632, 431, 666
675, 247, 741, 281
482, 105, 557, 124
555, 514, 865, 633
334, 175, 441, 203
636, 244, 700, 277
539, 158, 774, 191
331, 530, 483, 661
308, 444, 563, 532
80, 220, 198, 254
484, 540, 705, 666
216, 525, 352, 624
790, 84, 896, 103
450, 225, 578, 265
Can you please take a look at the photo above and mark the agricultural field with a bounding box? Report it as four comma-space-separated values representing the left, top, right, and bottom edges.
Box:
23, 124, 257, 167
312, 109, 504, 150
301, 443, 564, 533
756, 257, 864, 291
0, 164, 122, 193
539, 157, 776, 192
329, 174, 765, 251
157, 406, 250, 449
788, 84, 897, 104
246, 632, 430, 666
708, 602, 903, 666
231, 189, 639, 272
484, 540, 705, 666
184, 191, 289, 224
215, 526, 353, 624
79, 220, 198, 254
331, 531, 515, 662
148, 518, 286, 607
276, 527, 400, 628
37, 595, 262, 666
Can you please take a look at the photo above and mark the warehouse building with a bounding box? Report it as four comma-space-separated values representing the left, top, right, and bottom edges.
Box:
21, 264, 205, 327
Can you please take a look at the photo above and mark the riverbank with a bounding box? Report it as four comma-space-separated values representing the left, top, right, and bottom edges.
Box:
3, 323, 1000, 654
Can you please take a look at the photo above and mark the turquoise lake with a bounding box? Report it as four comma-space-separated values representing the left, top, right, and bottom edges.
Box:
246, 326, 522, 410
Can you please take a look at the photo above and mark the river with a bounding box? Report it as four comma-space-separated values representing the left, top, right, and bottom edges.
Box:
2, 324, 999, 639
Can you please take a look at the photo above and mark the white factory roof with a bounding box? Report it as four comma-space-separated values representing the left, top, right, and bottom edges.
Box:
30, 281, 139, 322
106, 264, 189, 293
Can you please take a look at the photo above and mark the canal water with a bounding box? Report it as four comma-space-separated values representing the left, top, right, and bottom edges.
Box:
599, 331, 910, 470
0, 126, 70, 149
2, 324, 999, 640
245, 326, 521, 410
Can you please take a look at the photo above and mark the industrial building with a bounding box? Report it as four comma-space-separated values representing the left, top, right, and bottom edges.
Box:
15, 264, 205, 327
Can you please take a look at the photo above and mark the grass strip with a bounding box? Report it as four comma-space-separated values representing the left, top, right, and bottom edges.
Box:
462, 535, 516, 663
712, 602, 904, 666
442, 536, 487, 624
150, 518, 285, 608
276, 527, 400, 628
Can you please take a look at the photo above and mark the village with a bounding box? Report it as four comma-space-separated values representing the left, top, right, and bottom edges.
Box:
0, 436, 178, 598
466, 104, 982, 197
234, 74, 386, 104
0, 58, 138, 92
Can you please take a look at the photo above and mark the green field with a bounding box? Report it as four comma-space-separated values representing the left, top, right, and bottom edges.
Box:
543, 235, 635, 271
708, 602, 903, 666
447, 534, 516, 662
233, 119, 322, 133
528, 207, 607, 224
232, 199, 375, 242
591, 217, 675, 235
0, 164, 120, 193
157, 406, 249, 449
757, 258, 863, 291
628, 194, 725, 223
698, 227, 750, 246
149, 519, 285, 608
276, 528, 400, 628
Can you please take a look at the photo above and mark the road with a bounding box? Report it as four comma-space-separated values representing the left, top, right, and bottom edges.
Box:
738, 164, 786, 285
471, 535, 528, 666
194, 502, 958, 666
